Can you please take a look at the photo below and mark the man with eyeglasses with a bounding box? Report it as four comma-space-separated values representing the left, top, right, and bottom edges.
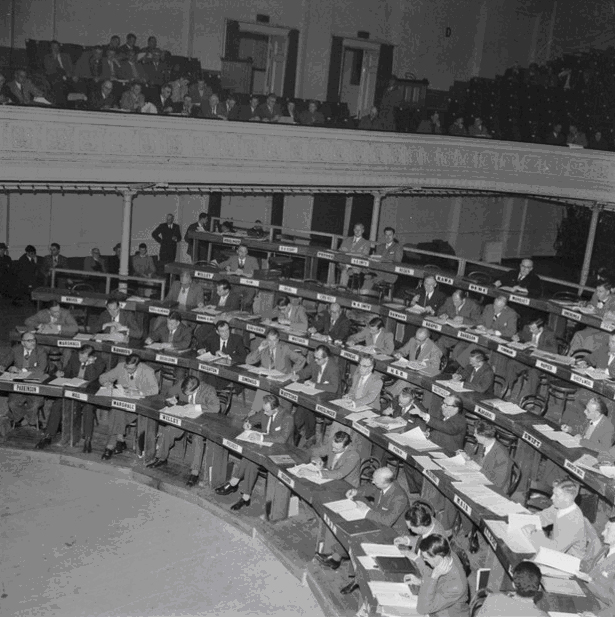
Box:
344, 354, 383, 410
24, 300, 78, 336
291, 344, 341, 446
309, 302, 351, 344
0, 333, 48, 437
347, 316, 395, 355
494, 258, 543, 297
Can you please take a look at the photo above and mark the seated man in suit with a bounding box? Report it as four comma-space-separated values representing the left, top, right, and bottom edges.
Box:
436, 289, 482, 354
207, 279, 242, 312
269, 295, 309, 330
245, 327, 306, 412
35, 345, 105, 451
184, 212, 209, 261
43, 40, 76, 106
569, 282, 615, 353
309, 302, 352, 344
215, 394, 293, 511
90, 79, 117, 110
389, 327, 442, 396
25, 300, 78, 336
216, 244, 260, 310
0, 332, 48, 437
347, 316, 395, 355
453, 349, 495, 394
41, 243, 70, 286
362, 227, 403, 292
254, 93, 282, 122
503, 316, 557, 400
338, 223, 371, 288
291, 344, 341, 446
164, 271, 204, 311
409, 275, 447, 316
561, 397, 615, 453
494, 258, 543, 297
145, 311, 192, 351
382, 386, 426, 421
7, 68, 46, 105
344, 354, 383, 411
94, 298, 142, 341
200, 93, 227, 119
150, 82, 174, 114
147, 375, 220, 487
394, 502, 447, 555
309, 431, 360, 487
315, 467, 409, 569
99, 354, 159, 460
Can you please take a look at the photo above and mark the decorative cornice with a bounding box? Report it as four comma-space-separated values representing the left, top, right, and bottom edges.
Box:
0, 107, 614, 204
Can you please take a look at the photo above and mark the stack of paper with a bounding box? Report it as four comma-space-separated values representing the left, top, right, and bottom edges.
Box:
365, 416, 407, 430
484, 399, 525, 415
325, 499, 368, 521
508, 341, 534, 350
146, 342, 173, 350
95, 386, 144, 399
484, 520, 537, 554
49, 377, 88, 387
288, 463, 332, 484
412, 455, 441, 470
531, 425, 580, 448
192, 306, 222, 315
283, 381, 324, 395
235, 430, 273, 447
94, 332, 127, 342
126, 295, 147, 303
541, 577, 585, 596
330, 398, 372, 412
73, 333, 94, 340
386, 427, 440, 451
361, 543, 403, 557
0, 371, 31, 381
531, 349, 575, 366
453, 483, 530, 517
584, 367, 610, 381
407, 305, 428, 314
435, 379, 471, 393
367, 581, 418, 609
160, 404, 203, 419
345, 409, 379, 422
533, 547, 581, 578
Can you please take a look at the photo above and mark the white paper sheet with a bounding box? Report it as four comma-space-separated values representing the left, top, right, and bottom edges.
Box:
435, 379, 472, 393
484, 520, 537, 554
324, 499, 368, 521
386, 427, 441, 451
345, 409, 379, 422
412, 455, 441, 471
287, 463, 332, 484
541, 577, 585, 596
361, 544, 403, 557
159, 404, 203, 419
329, 398, 373, 412
282, 381, 324, 395
235, 430, 273, 447
534, 547, 581, 576
49, 377, 88, 387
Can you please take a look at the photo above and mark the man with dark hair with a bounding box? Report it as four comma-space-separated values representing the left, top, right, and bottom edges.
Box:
42, 243, 69, 285
436, 289, 482, 354
145, 311, 192, 351
151, 213, 182, 266
569, 281, 615, 353
453, 349, 495, 394
309, 303, 352, 344
207, 278, 242, 311
338, 223, 370, 287
184, 212, 210, 261
255, 93, 282, 122
25, 300, 78, 336
310, 431, 360, 487
0, 243, 12, 297
15, 245, 43, 303
215, 394, 293, 511
43, 40, 76, 106
119, 33, 140, 59
94, 298, 142, 340
347, 316, 395, 355
197, 320, 246, 389
362, 226, 403, 292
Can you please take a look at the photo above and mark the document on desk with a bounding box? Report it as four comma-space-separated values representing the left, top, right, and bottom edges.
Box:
126, 295, 147, 303
345, 409, 379, 422
507, 341, 535, 350
356, 555, 378, 569
534, 547, 581, 577
288, 463, 332, 484
412, 455, 441, 471
73, 333, 94, 340
484, 520, 537, 554
541, 577, 585, 597
386, 427, 441, 451
96, 386, 144, 399
235, 430, 273, 447
330, 398, 373, 412
0, 371, 31, 381
365, 416, 407, 430
282, 381, 324, 395
361, 543, 404, 557
324, 499, 368, 521
531, 349, 575, 366
192, 306, 222, 315
368, 582, 418, 609
453, 484, 530, 516
483, 399, 525, 415
49, 377, 88, 387
407, 304, 428, 314
197, 352, 218, 362
160, 404, 203, 419
545, 431, 582, 448
435, 379, 472, 393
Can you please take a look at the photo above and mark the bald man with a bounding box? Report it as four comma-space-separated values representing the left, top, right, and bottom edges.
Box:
495, 259, 543, 297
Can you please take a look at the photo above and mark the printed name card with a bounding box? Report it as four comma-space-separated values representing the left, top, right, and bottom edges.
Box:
315, 404, 337, 419
387, 366, 408, 379
483, 526, 497, 551
497, 344, 517, 358
279, 245, 298, 254
222, 438, 242, 454
240, 278, 260, 287
280, 389, 299, 403
522, 431, 542, 449
198, 363, 219, 375
222, 236, 241, 245
57, 339, 81, 348
317, 251, 335, 261
394, 266, 415, 276
288, 335, 309, 346
112, 399, 136, 412
246, 324, 266, 335
564, 459, 585, 479
194, 270, 214, 279
454, 494, 472, 516
468, 284, 488, 295
509, 294, 530, 306
352, 422, 370, 438
535, 360, 557, 374
277, 470, 295, 488
351, 300, 373, 311
570, 373, 594, 389
160, 413, 181, 427
422, 320, 442, 332
279, 285, 298, 294
341, 349, 359, 361
387, 443, 408, 460
238, 375, 260, 387
155, 354, 178, 365
457, 330, 479, 343
432, 384, 449, 398
111, 346, 132, 355
388, 310, 407, 322
61, 295, 83, 304
316, 293, 336, 303
66, 390, 88, 402
351, 258, 369, 267
473, 404, 496, 421
148, 306, 170, 316
14, 383, 39, 394
196, 314, 215, 323
423, 469, 440, 486
435, 275, 454, 285
561, 308, 582, 321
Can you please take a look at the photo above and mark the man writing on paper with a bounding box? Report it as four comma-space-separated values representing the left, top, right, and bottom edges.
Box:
309, 431, 360, 487
347, 317, 395, 356
215, 394, 293, 512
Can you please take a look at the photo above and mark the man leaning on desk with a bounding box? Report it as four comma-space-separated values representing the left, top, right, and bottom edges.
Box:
93, 298, 142, 341
494, 258, 543, 296
215, 244, 259, 311
24, 300, 78, 336
309, 302, 352, 344
338, 222, 371, 288
347, 316, 395, 355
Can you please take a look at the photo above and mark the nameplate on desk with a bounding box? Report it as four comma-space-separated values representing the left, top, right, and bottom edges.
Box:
473, 404, 496, 421
14, 383, 39, 394
422, 320, 442, 332
453, 494, 472, 517
564, 459, 585, 479
222, 438, 242, 454
352, 422, 370, 438
246, 324, 266, 335
394, 266, 415, 276
196, 314, 215, 323
112, 399, 135, 412
497, 344, 517, 358
468, 284, 488, 295
119, 302, 127, 309
484, 526, 497, 551
350, 258, 369, 267
316, 293, 336, 303
238, 375, 260, 387
432, 384, 449, 398
288, 335, 309, 346
351, 300, 373, 312
388, 443, 407, 460
323, 513, 337, 534
66, 390, 88, 402
423, 469, 439, 486
222, 236, 241, 245
457, 330, 479, 343
571, 373, 594, 389
279, 285, 298, 294
435, 275, 454, 285
57, 339, 81, 348
111, 346, 132, 355
535, 360, 557, 374
280, 389, 299, 403
277, 470, 295, 488
148, 306, 170, 316
317, 251, 335, 261
509, 294, 530, 306
160, 413, 181, 427
60, 295, 83, 304
199, 363, 219, 375
240, 277, 260, 287
155, 354, 178, 365
387, 366, 408, 379
522, 431, 542, 449
278, 245, 298, 254
340, 349, 359, 361
561, 308, 582, 321
194, 270, 214, 280
315, 404, 337, 419
388, 310, 407, 322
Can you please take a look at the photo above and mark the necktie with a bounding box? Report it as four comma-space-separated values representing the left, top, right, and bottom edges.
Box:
168, 329, 175, 343
584, 420, 596, 439
269, 347, 275, 367
53, 256, 58, 267
318, 365, 324, 383
130, 374, 135, 382
609, 354, 615, 366
415, 344, 422, 360
239, 260, 245, 268
492, 313, 499, 326
24, 351, 31, 360
265, 415, 272, 434
221, 340, 226, 354
79, 362, 86, 378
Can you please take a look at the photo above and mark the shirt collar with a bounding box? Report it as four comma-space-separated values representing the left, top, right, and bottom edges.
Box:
557, 503, 578, 518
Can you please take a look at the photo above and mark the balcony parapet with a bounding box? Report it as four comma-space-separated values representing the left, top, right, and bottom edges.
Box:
0, 107, 614, 204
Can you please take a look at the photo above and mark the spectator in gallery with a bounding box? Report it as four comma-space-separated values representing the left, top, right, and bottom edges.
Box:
0, 243, 12, 296
201, 93, 227, 119
416, 110, 442, 134
589, 130, 610, 151
378, 76, 404, 131
14, 245, 42, 303
84, 247, 107, 273
448, 116, 467, 136
358, 106, 384, 131
101, 48, 122, 82
545, 123, 566, 146
282, 100, 298, 124
140, 36, 161, 64
108, 243, 121, 275
180, 94, 198, 117
75, 47, 104, 82
143, 50, 167, 87
170, 74, 190, 103
255, 93, 282, 123
151, 83, 174, 114
42, 243, 69, 284
239, 94, 261, 121
131, 243, 156, 280
187, 77, 212, 110
7, 68, 45, 105
299, 100, 325, 126
120, 82, 144, 112
567, 124, 588, 148
104, 35, 121, 54
90, 80, 117, 110
224, 95, 241, 121
184, 212, 210, 261
118, 33, 139, 59
0, 73, 11, 105
119, 49, 146, 83
468, 117, 491, 138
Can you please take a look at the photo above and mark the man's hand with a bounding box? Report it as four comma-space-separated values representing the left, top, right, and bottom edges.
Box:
404, 573, 421, 585
346, 488, 358, 500
382, 407, 393, 416
394, 535, 411, 547
451, 373, 463, 382
56, 370, 65, 378
144, 337, 153, 345
197, 302, 205, 309
311, 458, 324, 469
354, 501, 369, 514
166, 396, 178, 405
8, 367, 19, 373
308, 327, 317, 334
494, 280, 502, 288
258, 341, 268, 352
242, 420, 252, 430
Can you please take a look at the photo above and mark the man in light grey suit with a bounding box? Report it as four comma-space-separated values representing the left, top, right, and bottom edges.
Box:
217, 245, 260, 311
310, 431, 360, 487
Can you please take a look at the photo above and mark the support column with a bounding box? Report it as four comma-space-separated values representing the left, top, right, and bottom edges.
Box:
342, 196, 353, 238
119, 190, 135, 292
579, 203, 602, 290
369, 192, 382, 242
447, 197, 463, 250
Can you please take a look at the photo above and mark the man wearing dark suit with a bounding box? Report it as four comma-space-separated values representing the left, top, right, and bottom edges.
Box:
217, 245, 260, 310
436, 289, 482, 354
184, 212, 209, 261
118, 50, 146, 82
469, 420, 512, 492
0, 333, 48, 437
93, 298, 143, 341
292, 345, 341, 445
100, 49, 122, 82
151, 213, 182, 266
43, 40, 76, 106
237, 95, 261, 121
347, 317, 395, 355
145, 312, 192, 351
90, 80, 117, 110
309, 303, 352, 343
410, 275, 447, 315
41, 243, 70, 285
142, 50, 167, 88
208, 279, 243, 312
147, 375, 220, 487
25, 300, 78, 336
316, 467, 409, 569
15, 245, 43, 303
200, 93, 227, 119
187, 79, 213, 110
254, 93, 282, 122
454, 349, 495, 394
310, 431, 361, 487
118, 33, 139, 60
7, 69, 44, 105
35, 346, 106, 451
582, 515, 615, 615
215, 394, 294, 511
163, 271, 205, 311
150, 83, 174, 114
383, 387, 426, 421
345, 354, 383, 411
0, 243, 12, 297
503, 317, 558, 398
495, 258, 543, 297
299, 100, 325, 126
363, 227, 404, 290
